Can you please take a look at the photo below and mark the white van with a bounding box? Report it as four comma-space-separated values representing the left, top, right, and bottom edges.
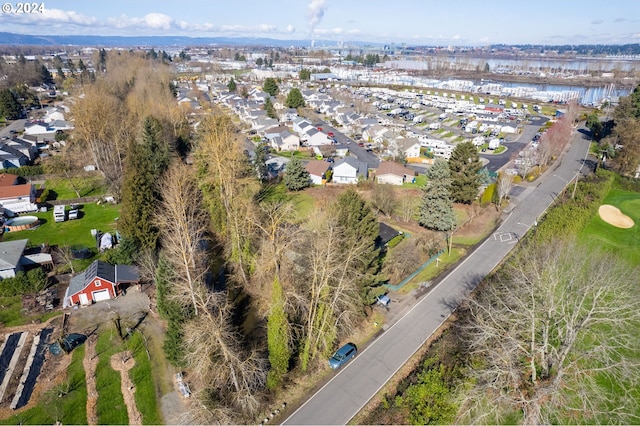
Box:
54, 205, 66, 222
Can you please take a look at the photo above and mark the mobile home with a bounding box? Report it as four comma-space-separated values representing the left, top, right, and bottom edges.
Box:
54, 205, 66, 222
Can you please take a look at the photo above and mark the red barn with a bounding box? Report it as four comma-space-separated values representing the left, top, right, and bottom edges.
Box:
64, 260, 139, 307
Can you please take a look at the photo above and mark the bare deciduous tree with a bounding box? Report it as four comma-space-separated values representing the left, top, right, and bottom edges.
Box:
155, 163, 209, 316
496, 169, 515, 209
297, 212, 366, 371
71, 82, 133, 196
513, 148, 538, 180
371, 181, 397, 218
195, 113, 261, 285
181, 288, 266, 423
398, 196, 417, 222
459, 240, 640, 425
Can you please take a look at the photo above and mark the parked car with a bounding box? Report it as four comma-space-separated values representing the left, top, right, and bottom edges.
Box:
327, 132, 334, 138
329, 343, 357, 369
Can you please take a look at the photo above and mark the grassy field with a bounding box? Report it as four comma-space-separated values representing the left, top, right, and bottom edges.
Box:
0, 295, 61, 327
2, 202, 120, 249
579, 188, 640, 265
43, 176, 109, 201
92, 326, 161, 425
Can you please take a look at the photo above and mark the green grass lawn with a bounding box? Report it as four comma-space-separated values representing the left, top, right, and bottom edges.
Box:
95, 331, 129, 425
2, 202, 120, 249
0, 295, 61, 327
128, 332, 162, 425
92, 326, 162, 425
579, 189, 640, 265
44, 176, 109, 201
398, 247, 466, 295
401, 174, 427, 188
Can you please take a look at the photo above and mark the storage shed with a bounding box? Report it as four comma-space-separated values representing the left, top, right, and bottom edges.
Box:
64, 260, 139, 307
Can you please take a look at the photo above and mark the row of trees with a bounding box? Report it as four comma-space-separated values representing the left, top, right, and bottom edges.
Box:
512, 102, 579, 180
143, 111, 388, 422
70, 50, 189, 198
601, 84, 640, 175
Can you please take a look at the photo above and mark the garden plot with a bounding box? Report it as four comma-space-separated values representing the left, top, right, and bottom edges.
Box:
0, 328, 54, 413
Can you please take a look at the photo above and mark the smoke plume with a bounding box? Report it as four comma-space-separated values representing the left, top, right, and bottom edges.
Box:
307, 0, 327, 35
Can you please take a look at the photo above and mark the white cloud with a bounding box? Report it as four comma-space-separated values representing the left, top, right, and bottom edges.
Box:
286, 24, 296, 33
143, 13, 174, 30
1, 8, 97, 26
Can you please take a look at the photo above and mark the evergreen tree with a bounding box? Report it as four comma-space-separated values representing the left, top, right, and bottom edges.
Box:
0, 89, 22, 120
419, 159, 456, 253
255, 57, 264, 67
155, 254, 192, 367
264, 96, 277, 119
334, 188, 382, 304
254, 144, 269, 181
299, 68, 311, 81
283, 157, 310, 191
227, 77, 237, 92
266, 277, 291, 390
448, 141, 482, 204
119, 116, 171, 250
285, 88, 305, 108
263, 77, 279, 96
38, 64, 54, 86
98, 48, 107, 72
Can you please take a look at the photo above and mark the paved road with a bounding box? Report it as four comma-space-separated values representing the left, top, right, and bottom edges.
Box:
283, 126, 591, 425
312, 120, 380, 167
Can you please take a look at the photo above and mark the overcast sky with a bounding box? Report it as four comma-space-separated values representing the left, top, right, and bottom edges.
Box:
1, 0, 638, 45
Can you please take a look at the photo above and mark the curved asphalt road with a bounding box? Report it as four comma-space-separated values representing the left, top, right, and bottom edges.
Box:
283, 126, 592, 425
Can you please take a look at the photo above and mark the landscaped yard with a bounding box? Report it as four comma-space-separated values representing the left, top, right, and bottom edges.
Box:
43, 176, 109, 201
2, 202, 121, 249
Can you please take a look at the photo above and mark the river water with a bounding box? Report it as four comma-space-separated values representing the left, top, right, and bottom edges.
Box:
376, 57, 637, 105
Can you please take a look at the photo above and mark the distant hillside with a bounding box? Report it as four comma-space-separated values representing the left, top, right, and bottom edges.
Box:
0, 32, 378, 48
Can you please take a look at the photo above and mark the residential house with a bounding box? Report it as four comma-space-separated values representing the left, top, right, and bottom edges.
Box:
376, 161, 416, 185
24, 121, 55, 136
332, 157, 368, 184
64, 260, 139, 307
0, 173, 18, 187
6, 138, 38, 161
252, 117, 279, 134
0, 183, 37, 214
304, 128, 332, 147
0, 147, 29, 169
264, 126, 291, 140
0, 239, 53, 279
305, 160, 332, 185
292, 117, 313, 135
270, 131, 300, 152
177, 96, 200, 109
0, 239, 28, 278
43, 107, 66, 123
280, 108, 298, 124
396, 138, 422, 160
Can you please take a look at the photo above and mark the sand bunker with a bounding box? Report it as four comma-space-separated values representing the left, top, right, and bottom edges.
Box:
598, 204, 635, 229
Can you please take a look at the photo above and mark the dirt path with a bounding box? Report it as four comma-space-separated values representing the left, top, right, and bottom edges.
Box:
110, 351, 142, 426
83, 335, 98, 426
